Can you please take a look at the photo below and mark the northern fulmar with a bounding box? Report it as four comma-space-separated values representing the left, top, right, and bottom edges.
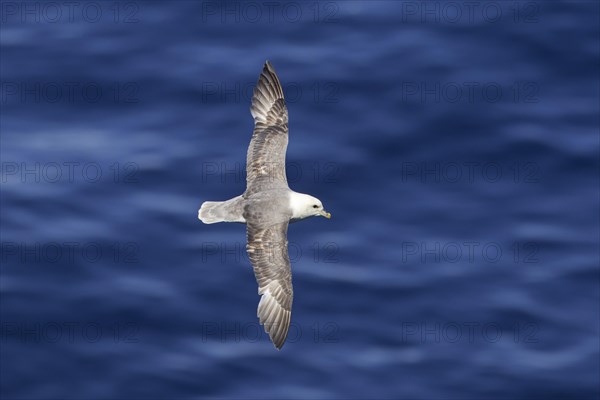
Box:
198, 61, 331, 350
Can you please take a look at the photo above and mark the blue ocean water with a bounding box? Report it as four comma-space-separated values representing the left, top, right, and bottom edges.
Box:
1, 1, 599, 398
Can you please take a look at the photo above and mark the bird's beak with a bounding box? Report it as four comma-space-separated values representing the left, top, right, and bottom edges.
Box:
320, 210, 331, 219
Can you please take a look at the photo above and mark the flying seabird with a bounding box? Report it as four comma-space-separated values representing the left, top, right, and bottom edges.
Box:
198, 61, 331, 350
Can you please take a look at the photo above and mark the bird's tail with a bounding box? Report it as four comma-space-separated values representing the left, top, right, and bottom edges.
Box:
198, 195, 245, 224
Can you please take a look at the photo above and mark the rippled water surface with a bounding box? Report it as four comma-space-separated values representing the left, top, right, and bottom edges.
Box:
1, 1, 599, 399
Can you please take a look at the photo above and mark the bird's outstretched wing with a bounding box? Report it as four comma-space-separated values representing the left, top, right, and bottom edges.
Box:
245, 218, 293, 349
246, 61, 289, 193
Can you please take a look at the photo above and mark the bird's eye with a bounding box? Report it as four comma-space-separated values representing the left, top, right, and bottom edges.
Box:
313, 205, 318, 208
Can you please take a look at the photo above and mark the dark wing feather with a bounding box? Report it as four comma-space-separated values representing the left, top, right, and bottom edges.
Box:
246, 61, 289, 192
245, 219, 293, 350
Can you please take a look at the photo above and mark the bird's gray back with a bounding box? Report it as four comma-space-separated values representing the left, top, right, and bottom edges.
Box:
243, 187, 291, 225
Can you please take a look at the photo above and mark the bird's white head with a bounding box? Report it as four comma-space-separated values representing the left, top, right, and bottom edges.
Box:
289, 192, 331, 221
